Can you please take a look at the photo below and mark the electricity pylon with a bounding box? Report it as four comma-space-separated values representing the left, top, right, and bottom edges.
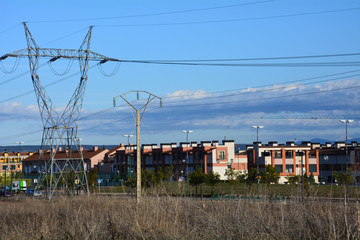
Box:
113, 91, 161, 202
0, 22, 116, 200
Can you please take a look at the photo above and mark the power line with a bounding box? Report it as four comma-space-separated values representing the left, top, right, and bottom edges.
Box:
96, 7, 360, 27
160, 69, 360, 100
0, 64, 97, 104
117, 60, 360, 67
0, 23, 22, 35
162, 84, 360, 109
163, 73, 360, 105
133, 53, 360, 63
2, 81, 359, 143
26, 0, 275, 23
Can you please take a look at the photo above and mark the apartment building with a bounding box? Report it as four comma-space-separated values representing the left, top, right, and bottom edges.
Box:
22, 146, 108, 174
0, 151, 32, 176
114, 140, 246, 180
318, 141, 360, 183
247, 141, 320, 184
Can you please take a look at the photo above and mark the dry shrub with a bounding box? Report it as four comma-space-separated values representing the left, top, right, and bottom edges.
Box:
0, 196, 357, 239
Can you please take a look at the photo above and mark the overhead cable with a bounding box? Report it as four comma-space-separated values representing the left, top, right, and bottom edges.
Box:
26, 0, 275, 23
95, 7, 360, 27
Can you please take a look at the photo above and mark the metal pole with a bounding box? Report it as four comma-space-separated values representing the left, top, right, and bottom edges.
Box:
4, 167, 6, 198
301, 152, 304, 202
136, 109, 141, 203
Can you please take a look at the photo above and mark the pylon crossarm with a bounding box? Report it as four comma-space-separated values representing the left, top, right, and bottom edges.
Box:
1, 48, 117, 62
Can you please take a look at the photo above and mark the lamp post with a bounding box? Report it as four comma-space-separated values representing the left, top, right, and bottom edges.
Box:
339, 120, 353, 173
252, 126, 263, 195
124, 135, 134, 178
252, 126, 264, 143
340, 119, 353, 205
181, 130, 193, 179
297, 150, 305, 202
124, 134, 134, 145
98, 162, 104, 193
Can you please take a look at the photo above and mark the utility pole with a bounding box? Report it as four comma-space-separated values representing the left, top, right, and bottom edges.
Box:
340, 119, 353, 205
181, 130, 193, 179
0, 23, 118, 200
15, 142, 24, 152
114, 91, 161, 203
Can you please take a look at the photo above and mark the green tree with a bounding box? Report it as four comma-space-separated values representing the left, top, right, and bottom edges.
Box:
243, 168, 259, 192
205, 170, 221, 197
261, 165, 280, 185
87, 168, 98, 193
157, 165, 174, 182
285, 175, 301, 186
225, 168, 239, 194
124, 176, 136, 193
308, 173, 316, 185
142, 168, 157, 189
334, 170, 353, 203
188, 168, 206, 198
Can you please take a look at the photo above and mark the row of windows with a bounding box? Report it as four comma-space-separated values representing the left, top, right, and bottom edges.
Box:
118, 152, 205, 161
273, 151, 316, 158
275, 164, 317, 173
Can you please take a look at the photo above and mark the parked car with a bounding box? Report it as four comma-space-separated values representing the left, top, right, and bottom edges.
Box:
0, 190, 11, 197
25, 189, 42, 197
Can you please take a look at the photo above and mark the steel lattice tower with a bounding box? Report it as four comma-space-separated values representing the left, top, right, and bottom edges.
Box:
1, 23, 116, 200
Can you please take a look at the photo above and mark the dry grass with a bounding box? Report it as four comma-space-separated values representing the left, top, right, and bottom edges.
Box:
0, 195, 358, 239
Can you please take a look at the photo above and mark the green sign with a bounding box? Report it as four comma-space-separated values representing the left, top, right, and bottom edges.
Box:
2, 165, 8, 170
10, 165, 15, 170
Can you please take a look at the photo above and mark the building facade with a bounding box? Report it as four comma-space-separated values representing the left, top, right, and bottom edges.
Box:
22, 146, 108, 174
114, 140, 246, 180
247, 141, 320, 184
0, 151, 32, 176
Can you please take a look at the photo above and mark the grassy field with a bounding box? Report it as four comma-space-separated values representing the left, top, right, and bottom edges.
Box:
0, 195, 358, 239
99, 182, 360, 200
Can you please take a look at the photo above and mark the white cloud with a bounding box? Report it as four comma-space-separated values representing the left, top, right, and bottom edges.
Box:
166, 89, 209, 100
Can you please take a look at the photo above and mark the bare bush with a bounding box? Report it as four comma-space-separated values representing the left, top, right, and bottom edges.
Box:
0, 196, 357, 239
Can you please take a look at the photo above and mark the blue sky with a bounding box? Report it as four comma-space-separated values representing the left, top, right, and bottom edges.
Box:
0, 0, 359, 146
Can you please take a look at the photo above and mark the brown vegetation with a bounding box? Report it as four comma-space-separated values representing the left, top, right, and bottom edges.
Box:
0, 195, 357, 239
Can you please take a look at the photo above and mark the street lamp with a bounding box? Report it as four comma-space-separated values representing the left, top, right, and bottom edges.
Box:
181, 130, 193, 178
124, 134, 134, 145
251, 126, 264, 143
98, 162, 104, 193
252, 126, 263, 193
339, 120, 353, 173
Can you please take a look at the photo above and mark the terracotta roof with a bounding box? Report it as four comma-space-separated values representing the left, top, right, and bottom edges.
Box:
105, 146, 124, 157
23, 148, 108, 162
0, 152, 31, 157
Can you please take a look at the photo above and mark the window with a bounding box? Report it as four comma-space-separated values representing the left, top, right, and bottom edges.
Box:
145, 155, 152, 165
308, 151, 316, 158
309, 164, 317, 173
165, 155, 172, 164
296, 151, 304, 157
274, 151, 282, 158
219, 151, 226, 160
286, 164, 293, 173
275, 165, 283, 173
285, 151, 293, 159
